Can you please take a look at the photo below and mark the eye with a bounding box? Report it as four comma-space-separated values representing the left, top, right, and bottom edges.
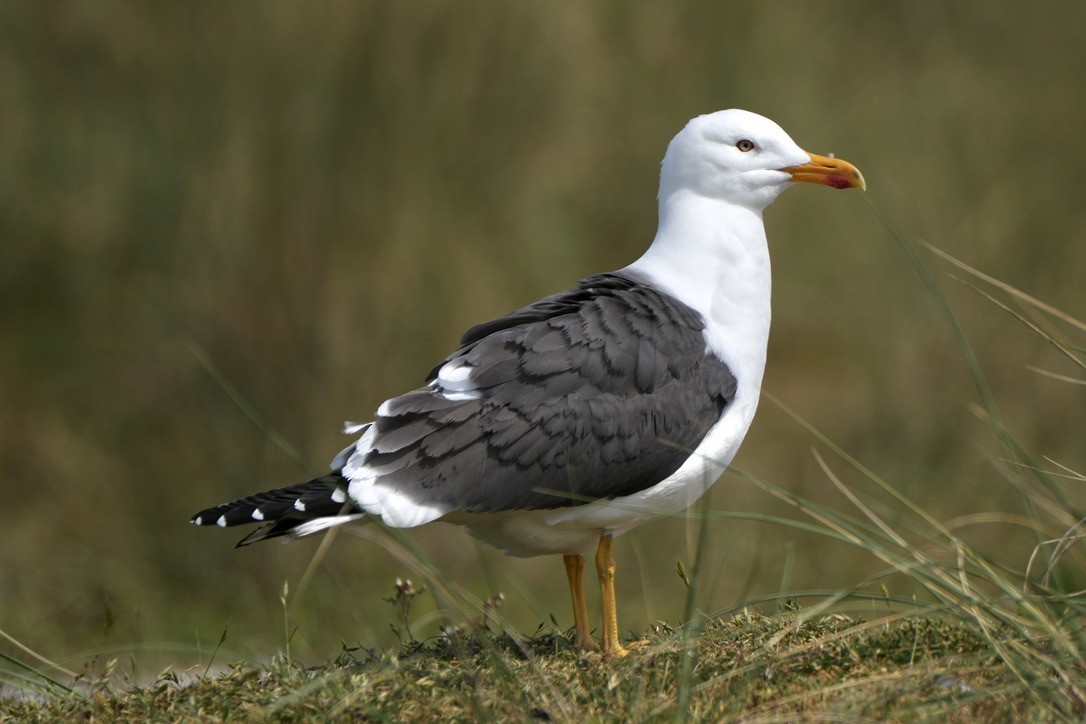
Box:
736, 139, 755, 152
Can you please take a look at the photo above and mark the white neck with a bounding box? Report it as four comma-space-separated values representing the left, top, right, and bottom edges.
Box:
624, 189, 772, 398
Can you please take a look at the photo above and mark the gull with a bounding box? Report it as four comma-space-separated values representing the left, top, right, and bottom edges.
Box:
192, 109, 865, 656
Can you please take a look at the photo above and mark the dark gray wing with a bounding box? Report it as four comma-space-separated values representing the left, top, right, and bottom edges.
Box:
350, 272, 737, 513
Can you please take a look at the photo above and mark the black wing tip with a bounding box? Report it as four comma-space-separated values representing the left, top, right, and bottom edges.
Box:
190, 475, 355, 541
190, 509, 224, 527
191, 504, 251, 528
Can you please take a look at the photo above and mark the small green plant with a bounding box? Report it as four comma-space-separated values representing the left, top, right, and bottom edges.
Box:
384, 578, 426, 644
280, 580, 298, 662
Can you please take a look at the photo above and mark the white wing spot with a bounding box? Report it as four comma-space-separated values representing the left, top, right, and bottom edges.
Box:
435, 361, 483, 400
216, 515, 227, 527
294, 499, 306, 512
332, 488, 347, 504
252, 508, 264, 520
438, 361, 473, 385
441, 390, 482, 401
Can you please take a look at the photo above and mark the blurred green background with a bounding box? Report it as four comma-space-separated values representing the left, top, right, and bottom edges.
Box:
2, 2, 1084, 667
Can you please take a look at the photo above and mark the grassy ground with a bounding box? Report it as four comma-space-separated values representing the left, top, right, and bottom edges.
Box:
2, 611, 1078, 720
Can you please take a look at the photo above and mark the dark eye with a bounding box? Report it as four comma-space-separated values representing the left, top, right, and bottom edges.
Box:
736, 139, 755, 152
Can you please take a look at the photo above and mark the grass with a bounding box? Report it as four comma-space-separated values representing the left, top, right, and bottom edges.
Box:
0, 614, 1038, 721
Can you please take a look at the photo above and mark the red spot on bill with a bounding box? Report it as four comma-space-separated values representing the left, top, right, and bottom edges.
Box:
826, 174, 852, 190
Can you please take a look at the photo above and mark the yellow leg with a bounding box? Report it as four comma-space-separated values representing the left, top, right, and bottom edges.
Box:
563, 554, 595, 650
594, 534, 629, 657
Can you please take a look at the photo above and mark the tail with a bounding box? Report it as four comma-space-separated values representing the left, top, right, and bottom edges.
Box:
190, 473, 366, 547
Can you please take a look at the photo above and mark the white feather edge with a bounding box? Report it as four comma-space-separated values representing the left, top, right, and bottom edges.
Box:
286, 513, 367, 541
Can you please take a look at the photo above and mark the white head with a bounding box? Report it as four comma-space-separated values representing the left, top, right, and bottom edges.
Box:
659, 109, 865, 211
